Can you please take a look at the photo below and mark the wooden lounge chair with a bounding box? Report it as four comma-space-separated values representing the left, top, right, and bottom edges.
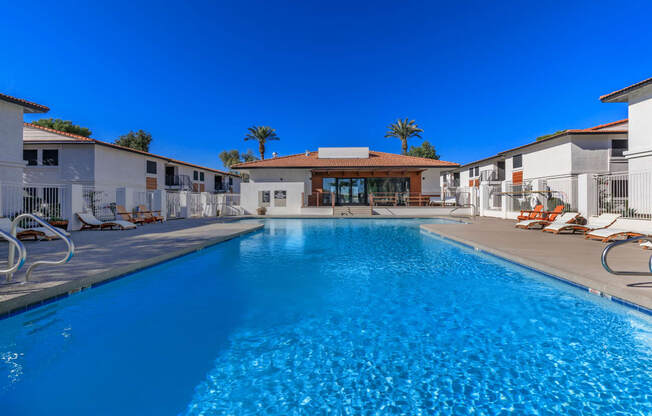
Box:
585, 219, 652, 242
137, 205, 164, 223
517, 205, 544, 221
515, 205, 565, 229
0, 218, 70, 241
116, 205, 146, 225
542, 213, 620, 234
76, 212, 137, 230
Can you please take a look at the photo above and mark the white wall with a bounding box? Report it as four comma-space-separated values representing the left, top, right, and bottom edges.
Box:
628, 88, 652, 156
94, 145, 149, 188
421, 168, 444, 195
0, 101, 25, 184
240, 181, 304, 215
23, 143, 95, 185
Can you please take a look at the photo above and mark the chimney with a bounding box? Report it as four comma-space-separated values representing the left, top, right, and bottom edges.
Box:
305, 150, 310, 156
272, 152, 278, 158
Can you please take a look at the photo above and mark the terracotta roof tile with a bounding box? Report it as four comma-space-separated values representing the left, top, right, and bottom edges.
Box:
600, 76, 652, 102
0, 92, 49, 113
232, 151, 459, 169
24, 123, 238, 177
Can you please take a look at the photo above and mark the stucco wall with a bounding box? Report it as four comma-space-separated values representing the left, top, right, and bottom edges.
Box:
421, 168, 444, 195
628, 89, 652, 155
94, 145, 150, 188
23, 143, 95, 185
240, 181, 304, 214
0, 100, 25, 184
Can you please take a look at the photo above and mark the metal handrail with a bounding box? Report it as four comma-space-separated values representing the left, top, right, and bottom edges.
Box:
601, 236, 652, 276
8, 214, 75, 282
450, 203, 477, 219
0, 229, 26, 278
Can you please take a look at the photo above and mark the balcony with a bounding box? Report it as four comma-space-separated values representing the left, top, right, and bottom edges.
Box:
165, 174, 193, 191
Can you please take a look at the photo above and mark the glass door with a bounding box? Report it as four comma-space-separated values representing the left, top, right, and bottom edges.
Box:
351, 178, 367, 204
337, 179, 351, 205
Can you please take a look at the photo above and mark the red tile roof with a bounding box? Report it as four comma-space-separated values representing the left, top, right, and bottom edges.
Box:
232, 150, 459, 169
24, 123, 238, 177
583, 119, 628, 131
0, 92, 49, 113
600, 76, 652, 102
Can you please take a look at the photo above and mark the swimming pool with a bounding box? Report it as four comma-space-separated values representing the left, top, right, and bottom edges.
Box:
1, 218, 651, 415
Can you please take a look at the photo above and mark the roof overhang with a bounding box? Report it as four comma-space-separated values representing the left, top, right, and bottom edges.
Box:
600, 76, 652, 103
0, 93, 49, 113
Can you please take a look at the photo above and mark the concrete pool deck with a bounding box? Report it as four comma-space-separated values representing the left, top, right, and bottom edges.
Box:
421, 218, 652, 312
0, 218, 263, 317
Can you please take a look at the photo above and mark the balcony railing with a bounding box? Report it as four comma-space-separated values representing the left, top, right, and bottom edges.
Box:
165, 174, 193, 191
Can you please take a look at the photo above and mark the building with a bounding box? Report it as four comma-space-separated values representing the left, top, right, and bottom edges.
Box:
23, 123, 240, 193
0, 93, 49, 184
601, 76, 652, 173
233, 147, 459, 215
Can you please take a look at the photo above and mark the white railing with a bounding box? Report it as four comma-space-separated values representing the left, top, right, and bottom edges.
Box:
595, 171, 652, 220
0, 183, 70, 224
188, 192, 202, 217
487, 183, 502, 210
166, 191, 182, 218
82, 185, 116, 221
133, 190, 155, 211
219, 193, 242, 216
541, 176, 578, 210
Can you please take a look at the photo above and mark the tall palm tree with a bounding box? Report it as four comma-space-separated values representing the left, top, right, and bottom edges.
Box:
384, 118, 424, 155
244, 126, 279, 160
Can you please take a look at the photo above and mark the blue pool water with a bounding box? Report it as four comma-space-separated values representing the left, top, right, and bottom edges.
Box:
1, 218, 651, 415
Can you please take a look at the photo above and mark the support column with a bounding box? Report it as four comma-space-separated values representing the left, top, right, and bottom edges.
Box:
116, 187, 135, 213
200, 192, 209, 217
179, 191, 188, 218
577, 173, 595, 219
478, 184, 488, 217
153, 190, 167, 220
68, 184, 84, 231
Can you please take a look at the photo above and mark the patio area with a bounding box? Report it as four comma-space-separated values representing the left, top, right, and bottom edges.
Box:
421, 217, 652, 311
0, 218, 263, 316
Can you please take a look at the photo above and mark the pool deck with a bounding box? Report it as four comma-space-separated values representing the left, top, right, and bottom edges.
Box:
0, 218, 263, 317
421, 218, 652, 312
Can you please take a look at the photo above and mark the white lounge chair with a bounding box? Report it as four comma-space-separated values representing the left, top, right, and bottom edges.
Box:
76, 212, 136, 231
542, 213, 621, 234
585, 219, 652, 242
0, 217, 70, 241
641, 241, 652, 250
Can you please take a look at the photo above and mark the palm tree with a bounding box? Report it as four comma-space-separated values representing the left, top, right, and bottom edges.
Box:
384, 118, 424, 155
244, 126, 279, 160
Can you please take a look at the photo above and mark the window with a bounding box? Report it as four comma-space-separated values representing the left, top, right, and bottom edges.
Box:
193, 170, 198, 180
215, 175, 223, 191
513, 154, 522, 169
146, 160, 157, 174
199, 172, 205, 181
274, 190, 287, 207
259, 190, 270, 207
23, 150, 37, 166
229, 177, 233, 185
474, 166, 479, 177
469, 167, 474, 177
42, 149, 59, 166
611, 140, 628, 157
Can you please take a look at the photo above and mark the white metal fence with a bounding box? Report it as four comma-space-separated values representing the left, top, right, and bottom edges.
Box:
487, 183, 502, 210
0, 183, 69, 222
82, 186, 117, 221
219, 193, 242, 216
188, 192, 202, 217
166, 191, 182, 218
595, 171, 651, 220
133, 190, 155, 211
541, 176, 578, 211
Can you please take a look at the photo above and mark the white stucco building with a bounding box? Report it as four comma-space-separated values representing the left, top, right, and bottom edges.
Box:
233, 147, 459, 215
601, 77, 652, 173
22, 123, 240, 193
0, 93, 49, 184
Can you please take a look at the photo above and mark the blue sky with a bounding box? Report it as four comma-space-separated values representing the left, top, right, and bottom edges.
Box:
1, 1, 651, 169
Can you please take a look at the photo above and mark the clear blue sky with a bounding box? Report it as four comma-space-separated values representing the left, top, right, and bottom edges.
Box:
2, 1, 650, 169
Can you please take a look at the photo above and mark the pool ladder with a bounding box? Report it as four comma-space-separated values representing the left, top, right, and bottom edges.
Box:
450, 203, 478, 219
1, 214, 75, 282
601, 236, 652, 276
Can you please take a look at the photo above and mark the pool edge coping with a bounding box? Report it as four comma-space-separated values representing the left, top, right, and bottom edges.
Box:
0, 223, 264, 320
420, 225, 652, 317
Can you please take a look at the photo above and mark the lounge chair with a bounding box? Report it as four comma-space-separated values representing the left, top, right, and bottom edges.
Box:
515, 205, 565, 229
0, 217, 70, 241
542, 213, 621, 234
641, 241, 652, 250
116, 205, 146, 225
585, 219, 652, 242
137, 205, 164, 223
76, 212, 137, 230
517, 205, 544, 221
